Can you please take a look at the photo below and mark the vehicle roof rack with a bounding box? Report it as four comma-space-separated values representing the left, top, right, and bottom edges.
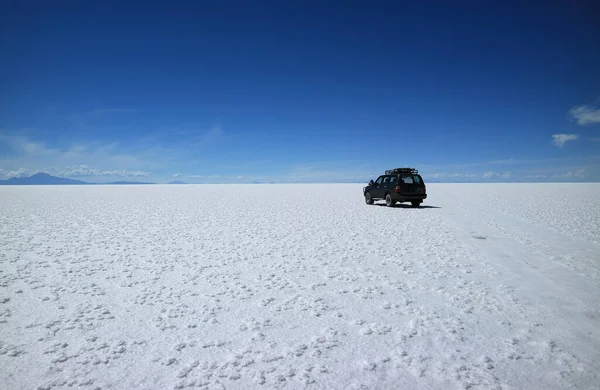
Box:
385, 167, 419, 175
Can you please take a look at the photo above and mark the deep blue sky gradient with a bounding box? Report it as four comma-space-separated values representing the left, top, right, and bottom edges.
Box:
1, 1, 599, 182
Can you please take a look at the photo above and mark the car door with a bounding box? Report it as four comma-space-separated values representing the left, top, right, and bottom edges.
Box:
381, 175, 392, 196
371, 176, 385, 198
388, 175, 398, 193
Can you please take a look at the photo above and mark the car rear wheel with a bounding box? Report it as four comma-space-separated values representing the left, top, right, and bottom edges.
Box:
411, 201, 421, 208
365, 192, 374, 205
385, 194, 395, 207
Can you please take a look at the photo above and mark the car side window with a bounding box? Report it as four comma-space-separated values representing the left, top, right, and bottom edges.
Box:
389, 176, 397, 185
383, 176, 390, 185
414, 175, 422, 184
375, 176, 384, 184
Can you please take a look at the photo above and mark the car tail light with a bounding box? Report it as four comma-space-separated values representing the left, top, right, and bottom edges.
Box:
395, 186, 401, 193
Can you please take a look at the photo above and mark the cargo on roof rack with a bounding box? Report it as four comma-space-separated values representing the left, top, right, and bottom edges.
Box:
385, 167, 419, 175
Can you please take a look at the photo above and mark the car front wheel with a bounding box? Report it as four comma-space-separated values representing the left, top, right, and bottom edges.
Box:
365, 192, 374, 205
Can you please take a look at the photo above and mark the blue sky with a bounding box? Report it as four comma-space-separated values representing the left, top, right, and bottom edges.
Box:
1, 1, 599, 183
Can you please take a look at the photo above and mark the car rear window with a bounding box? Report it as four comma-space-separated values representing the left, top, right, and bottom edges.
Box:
401, 175, 422, 184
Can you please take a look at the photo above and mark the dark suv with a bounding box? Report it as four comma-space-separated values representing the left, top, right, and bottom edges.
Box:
363, 168, 427, 207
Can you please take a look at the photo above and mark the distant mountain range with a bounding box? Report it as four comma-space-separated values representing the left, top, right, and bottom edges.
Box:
0, 173, 282, 186
0, 172, 156, 185
102, 180, 155, 185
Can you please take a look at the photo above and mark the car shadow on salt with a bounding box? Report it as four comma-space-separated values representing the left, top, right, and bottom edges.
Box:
373, 203, 441, 209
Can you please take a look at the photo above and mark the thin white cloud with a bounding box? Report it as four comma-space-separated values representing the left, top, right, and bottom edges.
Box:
191, 124, 223, 147
487, 158, 518, 165
2, 122, 229, 180
552, 134, 579, 147
428, 172, 510, 181
285, 162, 377, 183
94, 108, 137, 114
524, 174, 548, 179
0, 135, 59, 157
189, 174, 220, 179
70, 108, 137, 125
557, 169, 586, 178
569, 105, 600, 126
1, 134, 158, 178
524, 164, 596, 181
172, 173, 182, 178
0, 167, 34, 179
430, 173, 477, 179
482, 171, 511, 179
57, 165, 149, 178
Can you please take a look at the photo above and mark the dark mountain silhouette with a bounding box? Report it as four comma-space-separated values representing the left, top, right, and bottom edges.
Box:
0, 172, 87, 185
